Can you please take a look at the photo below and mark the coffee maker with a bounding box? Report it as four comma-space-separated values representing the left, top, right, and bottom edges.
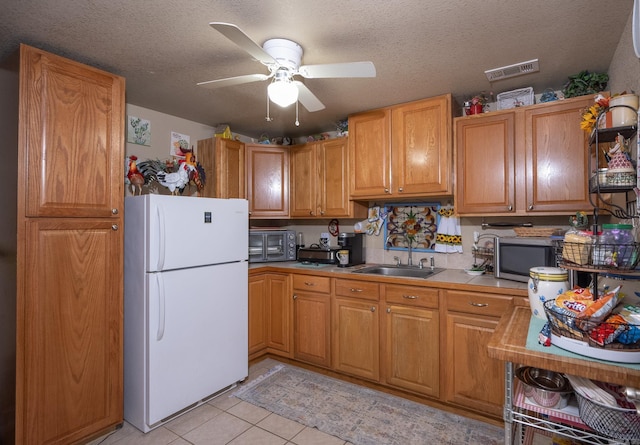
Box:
337, 232, 365, 266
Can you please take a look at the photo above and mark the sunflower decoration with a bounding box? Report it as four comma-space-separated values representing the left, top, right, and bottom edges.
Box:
580, 94, 609, 134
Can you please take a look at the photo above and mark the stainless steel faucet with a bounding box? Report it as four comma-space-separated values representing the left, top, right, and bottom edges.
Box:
384, 233, 413, 266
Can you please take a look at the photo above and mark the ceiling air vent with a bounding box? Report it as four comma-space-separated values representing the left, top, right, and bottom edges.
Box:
484, 59, 540, 82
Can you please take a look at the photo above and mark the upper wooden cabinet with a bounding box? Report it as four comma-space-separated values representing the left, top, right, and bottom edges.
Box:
349, 94, 453, 199
246, 144, 289, 218
455, 95, 593, 215
290, 138, 367, 218
196, 137, 245, 199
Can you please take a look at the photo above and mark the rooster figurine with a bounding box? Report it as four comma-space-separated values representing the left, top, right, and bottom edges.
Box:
126, 155, 145, 195
156, 160, 194, 195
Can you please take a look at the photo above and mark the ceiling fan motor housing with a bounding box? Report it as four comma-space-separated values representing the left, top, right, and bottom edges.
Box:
263, 38, 303, 71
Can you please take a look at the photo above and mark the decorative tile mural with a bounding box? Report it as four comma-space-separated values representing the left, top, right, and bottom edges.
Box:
384, 203, 441, 252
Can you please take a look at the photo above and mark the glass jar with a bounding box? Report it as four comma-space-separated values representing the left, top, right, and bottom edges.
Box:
595, 224, 635, 268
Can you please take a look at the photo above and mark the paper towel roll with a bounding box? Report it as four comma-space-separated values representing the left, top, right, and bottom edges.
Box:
354, 219, 369, 233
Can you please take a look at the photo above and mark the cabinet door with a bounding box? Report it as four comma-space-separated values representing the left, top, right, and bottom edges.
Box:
197, 137, 246, 199
444, 312, 504, 417
246, 144, 289, 218
320, 138, 354, 217
455, 112, 516, 214
392, 95, 452, 196
525, 97, 592, 212
289, 143, 318, 217
349, 109, 392, 198
266, 273, 291, 355
248, 274, 268, 357
332, 297, 380, 381
293, 292, 331, 367
20, 44, 125, 218
383, 305, 439, 397
17, 219, 123, 444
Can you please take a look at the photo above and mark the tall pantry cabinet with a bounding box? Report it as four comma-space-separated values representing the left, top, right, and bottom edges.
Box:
0, 44, 125, 444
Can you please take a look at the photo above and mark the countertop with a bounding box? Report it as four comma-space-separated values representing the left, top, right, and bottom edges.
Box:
249, 261, 529, 297
488, 305, 640, 388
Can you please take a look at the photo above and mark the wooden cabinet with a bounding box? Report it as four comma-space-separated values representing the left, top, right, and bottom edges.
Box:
455, 95, 593, 215
382, 285, 440, 397
292, 275, 331, 367
443, 290, 514, 418
248, 273, 291, 360
290, 138, 367, 218
8, 44, 125, 444
349, 94, 452, 199
246, 144, 289, 218
332, 279, 380, 381
196, 137, 245, 198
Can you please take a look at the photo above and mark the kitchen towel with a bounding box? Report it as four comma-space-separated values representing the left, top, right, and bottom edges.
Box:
434, 206, 463, 253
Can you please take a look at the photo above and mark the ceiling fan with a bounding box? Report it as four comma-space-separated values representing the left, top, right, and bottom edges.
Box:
197, 22, 376, 112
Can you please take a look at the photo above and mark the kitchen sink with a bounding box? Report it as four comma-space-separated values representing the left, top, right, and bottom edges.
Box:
353, 265, 445, 279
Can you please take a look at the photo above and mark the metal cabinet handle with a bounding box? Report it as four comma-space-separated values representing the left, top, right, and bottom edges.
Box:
402, 295, 418, 300
507, 205, 513, 211
320, 210, 325, 215
304, 282, 315, 287
350, 288, 363, 292
470, 302, 489, 307
111, 208, 119, 215
293, 294, 298, 300
386, 308, 391, 313
370, 306, 376, 312
384, 188, 390, 193
112, 224, 119, 231
528, 204, 534, 211
398, 187, 403, 192
309, 211, 314, 216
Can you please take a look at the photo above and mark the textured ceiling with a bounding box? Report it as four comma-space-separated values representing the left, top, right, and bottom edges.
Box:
0, 0, 634, 139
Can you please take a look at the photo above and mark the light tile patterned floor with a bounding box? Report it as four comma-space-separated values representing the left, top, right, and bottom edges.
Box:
89, 358, 348, 445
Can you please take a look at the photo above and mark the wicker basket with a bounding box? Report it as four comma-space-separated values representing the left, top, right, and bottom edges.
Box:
513, 227, 558, 237
561, 241, 640, 270
543, 299, 640, 350
575, 392, 640, 440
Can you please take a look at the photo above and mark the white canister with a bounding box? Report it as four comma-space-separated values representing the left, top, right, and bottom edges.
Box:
528, 267, 569, 320
609, 94, 639, 127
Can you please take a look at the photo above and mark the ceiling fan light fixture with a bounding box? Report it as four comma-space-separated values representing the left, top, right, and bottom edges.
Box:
268, 78, 298, 107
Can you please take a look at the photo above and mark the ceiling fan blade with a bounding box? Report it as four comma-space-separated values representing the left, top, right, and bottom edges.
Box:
197, 73, 270, 89
209, 22, 276, 65
293, 81, 325, 112
298, 61, 376, 79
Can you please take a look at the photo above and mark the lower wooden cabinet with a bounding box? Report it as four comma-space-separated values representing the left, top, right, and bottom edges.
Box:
332, 279, 381, 381
248, 273, 291, 359
443, 290, 514, 417
382, 284, 440, 397
292, 275, 331, 367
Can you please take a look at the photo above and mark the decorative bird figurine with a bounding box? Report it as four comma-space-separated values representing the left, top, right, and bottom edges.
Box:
184, 152, 206, 192
126, 155, 145, 195
156, 160, 193, 195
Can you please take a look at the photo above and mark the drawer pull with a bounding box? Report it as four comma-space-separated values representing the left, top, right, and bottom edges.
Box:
370, 306, 376, 312
470, 302, 488, 307
350, 288, 363, 293
304, 282, 315, 287
402, 295, 419, 300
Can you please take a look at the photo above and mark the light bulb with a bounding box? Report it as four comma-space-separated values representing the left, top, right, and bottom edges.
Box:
268, 79, 298, 107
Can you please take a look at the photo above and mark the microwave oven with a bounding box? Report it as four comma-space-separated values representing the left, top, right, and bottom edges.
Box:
494, 236, 561, 283
249, 230, 296, 263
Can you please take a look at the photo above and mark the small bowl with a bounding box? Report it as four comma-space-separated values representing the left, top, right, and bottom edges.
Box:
465, 269, 484, 276
523, 367, 573, 409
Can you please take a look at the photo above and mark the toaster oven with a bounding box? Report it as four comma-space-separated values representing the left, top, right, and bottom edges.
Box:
249, 230, 296, 263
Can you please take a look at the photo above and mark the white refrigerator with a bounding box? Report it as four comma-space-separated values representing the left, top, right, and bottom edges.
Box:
123, 195, 249, 433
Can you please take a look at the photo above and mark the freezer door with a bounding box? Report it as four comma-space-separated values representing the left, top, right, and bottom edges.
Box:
146, 262, 248, 426
146, 195, 248, 271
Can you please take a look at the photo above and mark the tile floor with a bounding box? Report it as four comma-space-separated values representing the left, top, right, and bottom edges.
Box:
89, 358, 348, 445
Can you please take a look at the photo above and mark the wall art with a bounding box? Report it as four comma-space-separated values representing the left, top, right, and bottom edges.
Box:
127, 116, 151, 146
383, 203, 440, 252
170, 131, 190, 157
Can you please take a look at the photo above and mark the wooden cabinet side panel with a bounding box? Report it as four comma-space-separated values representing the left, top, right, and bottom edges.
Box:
248, 274, 268, 355
21, 45, 125, 218
348, 109, 391, 198
525, 98, 592, 212
392, 95, 452, 195
455, 113, 515, 214
444, 312, 504, 417
196, 138, 215, 198
18, 219, 123, 444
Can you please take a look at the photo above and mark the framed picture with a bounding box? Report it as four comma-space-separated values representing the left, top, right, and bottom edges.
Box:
383, 203, 440, 252
127, 116, 151, 146
171, 131, 190, 157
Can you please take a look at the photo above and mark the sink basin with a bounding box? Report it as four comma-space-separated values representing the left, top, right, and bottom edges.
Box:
353, 265, 445, 279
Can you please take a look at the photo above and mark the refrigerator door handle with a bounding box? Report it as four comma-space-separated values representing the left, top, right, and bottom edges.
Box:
156, 274, 166, 341
156, 203, 166, 271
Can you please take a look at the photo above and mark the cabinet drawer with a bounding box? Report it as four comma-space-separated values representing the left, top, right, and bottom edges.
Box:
445, 290, 513, 317
334, 278, 380, 301
292, 274, 331, 294
383, 284, 439, 309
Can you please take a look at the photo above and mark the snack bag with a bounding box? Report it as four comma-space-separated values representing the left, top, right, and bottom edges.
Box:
576, 286, 622, 330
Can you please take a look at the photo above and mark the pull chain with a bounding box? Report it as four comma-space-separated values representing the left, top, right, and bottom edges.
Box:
295, 101, 300, 126
265, 92, 272, 122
